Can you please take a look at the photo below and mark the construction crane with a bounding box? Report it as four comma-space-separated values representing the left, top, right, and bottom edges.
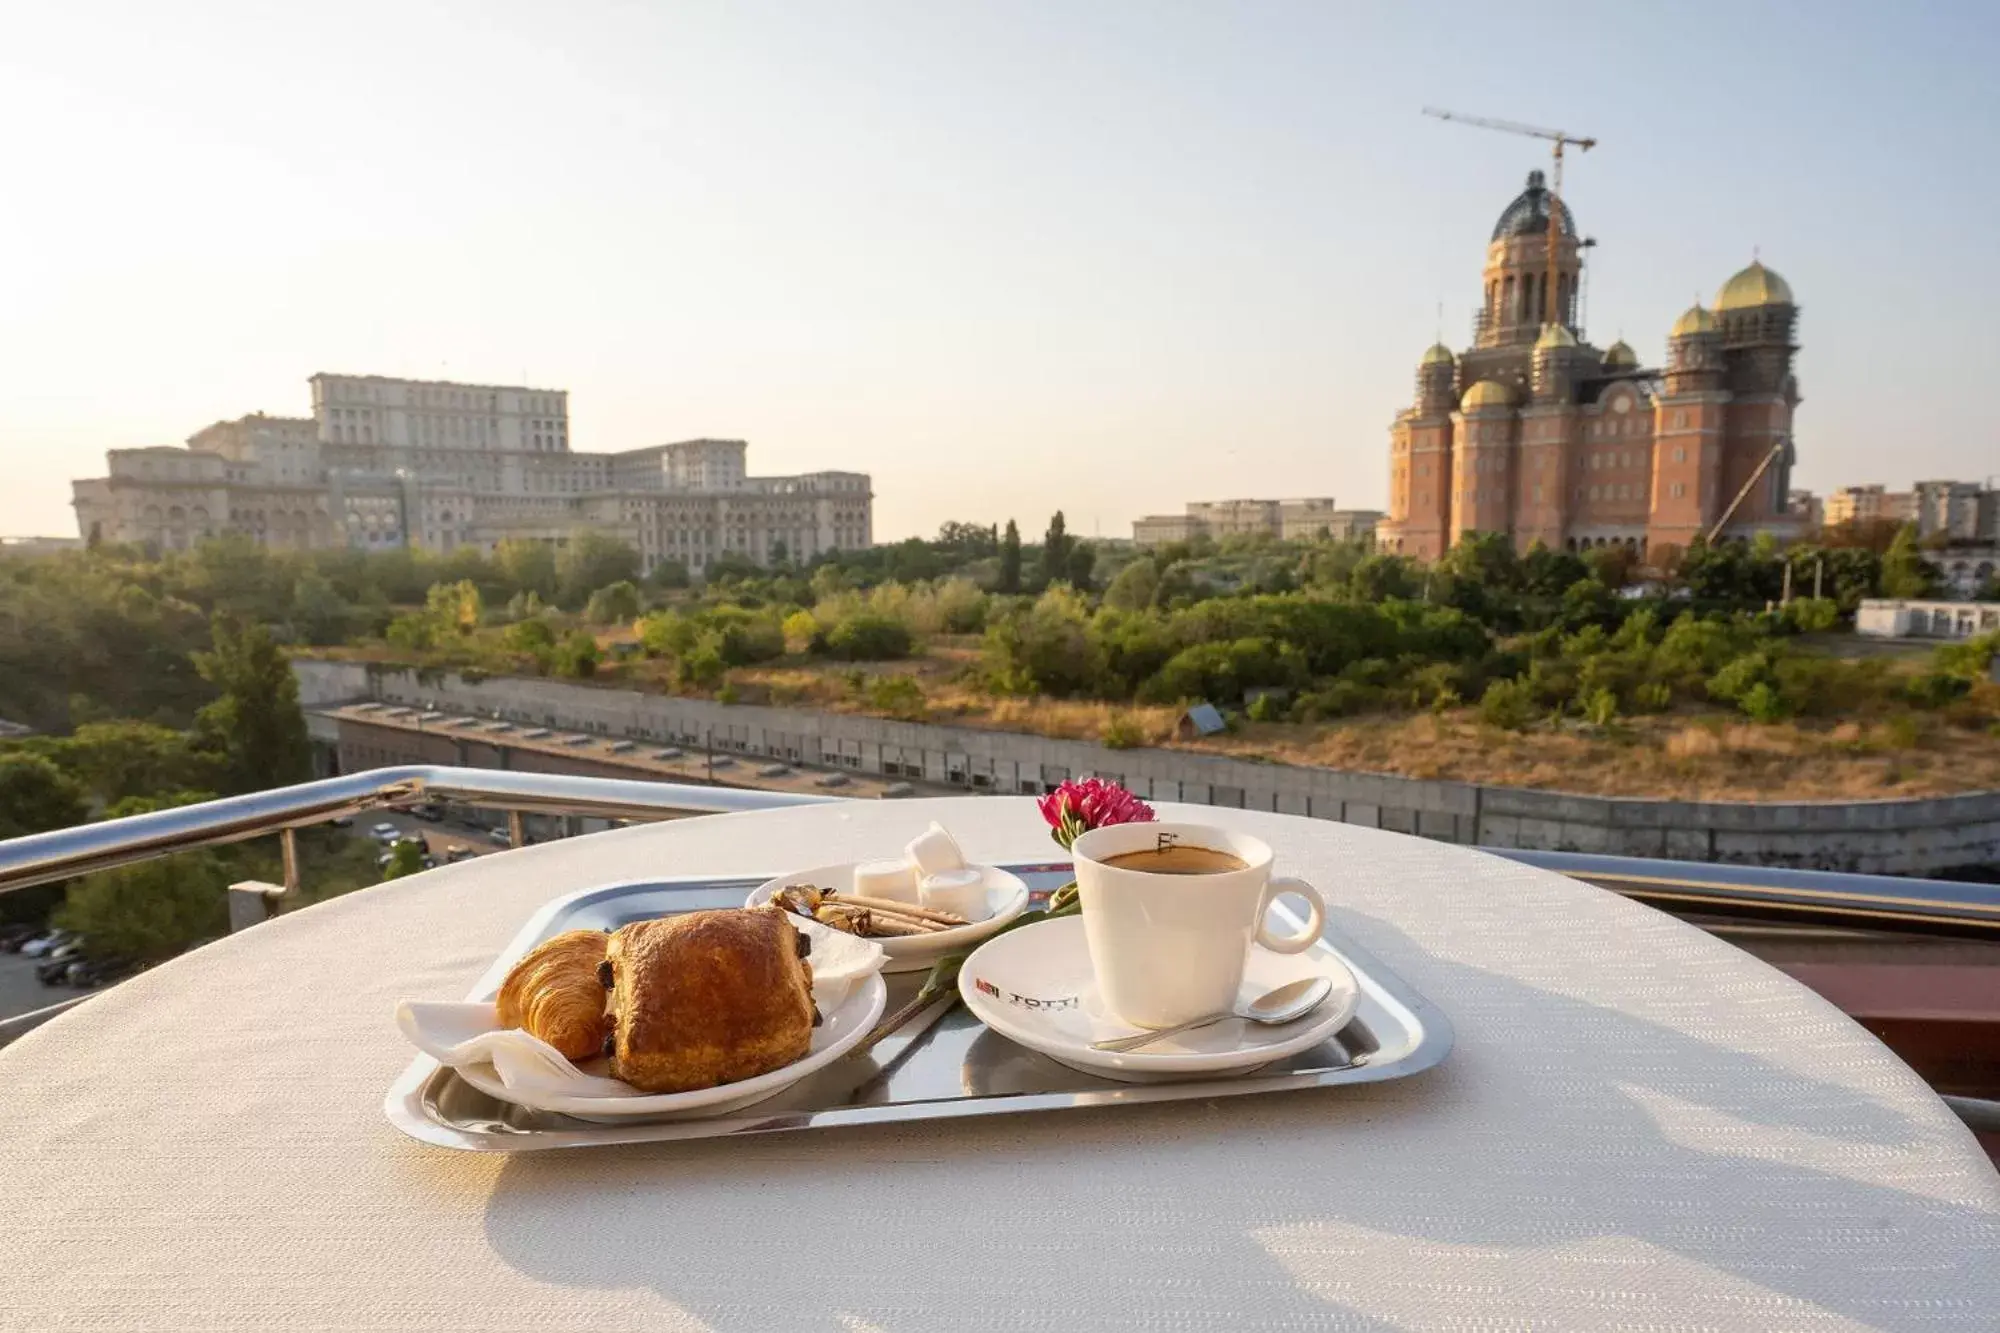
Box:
1707, 437, 1792, 544
1422, 108, 1596, 334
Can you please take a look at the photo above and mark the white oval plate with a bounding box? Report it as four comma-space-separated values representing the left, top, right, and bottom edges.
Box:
453, 971, 886, 1120
748, 863, 1030, 974
957, 916, 1358, 1084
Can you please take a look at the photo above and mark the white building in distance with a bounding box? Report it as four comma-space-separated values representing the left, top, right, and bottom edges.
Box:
1133, 497, 1381, 548
71, 374, 872, 576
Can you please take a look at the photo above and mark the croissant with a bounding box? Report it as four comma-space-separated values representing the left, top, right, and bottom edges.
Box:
496, 929, 611, 1061
605, 906, 815, 1093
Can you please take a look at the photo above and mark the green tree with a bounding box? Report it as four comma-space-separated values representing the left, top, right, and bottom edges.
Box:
584, 580, 642, 626
56, 853, 230, 963
998, 520, 1023, 594
550, 630, 601, 678
1041, 512, 1072, 588
825, 613, 914, 661
0, 752, 90, 839
191, 619, 311, 793
556, 533, 641, 607
1066, 543, 1097, 592
425, 579, 483, 635
494, 539, 559, 600
1103, 559, 1161, 612
51, 720, 218, 804
381, 840, 427, 881
503, 617, 557, 654
648, 558, 692, 590
289, 569, 350, 645
1879, 523, 1935, 599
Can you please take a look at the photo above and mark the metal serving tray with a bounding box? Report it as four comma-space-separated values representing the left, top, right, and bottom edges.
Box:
385, 864, 1454, 1152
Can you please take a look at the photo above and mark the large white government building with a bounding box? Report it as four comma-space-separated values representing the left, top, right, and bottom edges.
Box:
71, 373, 872, 575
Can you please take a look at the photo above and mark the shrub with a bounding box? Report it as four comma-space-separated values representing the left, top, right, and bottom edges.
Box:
550, 630, 600, 679
503, 617, 556, 653
1737, 682, 1789, 724
1632, 681, 1673, 713
1246, 692, 1280, 723
676, 633, 727, 689
1294, 679, 1380, 720
865, 674, 926, 719
716, 681, 741, 705
1141, 637, 1307, 706
1901, 671, 1971, 708
825, 613, 914, 661
1478, 678, 1535, 730
1580, 685, 1619, 727
781, 609, 818, 653
1101, 713, 1144, 749
1780, 597, 1840, 633
584, 580, 642, 626
982, 587, 1103, 696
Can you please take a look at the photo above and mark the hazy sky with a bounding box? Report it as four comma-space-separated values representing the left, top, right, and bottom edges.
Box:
4, 2, 1996, 542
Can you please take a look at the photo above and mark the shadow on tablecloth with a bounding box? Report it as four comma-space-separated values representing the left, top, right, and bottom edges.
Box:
476, 908, 2000, 1331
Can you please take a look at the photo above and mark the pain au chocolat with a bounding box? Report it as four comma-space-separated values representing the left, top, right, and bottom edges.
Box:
603, 905, 816, 1093
495, 929, 612, 1062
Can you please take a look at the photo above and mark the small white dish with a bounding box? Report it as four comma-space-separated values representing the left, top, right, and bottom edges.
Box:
449, 971, 886, 1121
957, 915, 1358, 1084
748, 862, 1030, 974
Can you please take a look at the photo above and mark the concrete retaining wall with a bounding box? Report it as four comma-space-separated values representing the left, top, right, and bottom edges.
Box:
294, 659, 2000, 876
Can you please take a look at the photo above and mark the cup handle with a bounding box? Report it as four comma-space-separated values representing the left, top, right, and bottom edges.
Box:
1255, 876, 1325, 954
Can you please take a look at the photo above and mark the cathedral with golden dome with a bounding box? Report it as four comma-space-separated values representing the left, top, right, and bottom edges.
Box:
1377, 170, 1805, 561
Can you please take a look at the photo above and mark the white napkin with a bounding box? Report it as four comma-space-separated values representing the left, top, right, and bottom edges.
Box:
394, 917, 885, 1102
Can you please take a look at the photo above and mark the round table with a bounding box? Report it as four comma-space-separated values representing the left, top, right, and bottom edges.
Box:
2, 798, 1995, 1331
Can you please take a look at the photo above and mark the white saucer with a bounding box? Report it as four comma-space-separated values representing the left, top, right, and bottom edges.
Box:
957, 916, 1358, 1084
451, 971, 886, 1121
748, 863, 1030, 974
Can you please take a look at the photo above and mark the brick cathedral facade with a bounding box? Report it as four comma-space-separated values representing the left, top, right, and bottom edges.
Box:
1377, 170, 1807, 562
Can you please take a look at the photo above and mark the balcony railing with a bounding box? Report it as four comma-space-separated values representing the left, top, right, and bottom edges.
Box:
1, 767, 1996, 1136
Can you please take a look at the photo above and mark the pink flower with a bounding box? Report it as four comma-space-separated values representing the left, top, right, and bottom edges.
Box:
1038, 778, 1155, 849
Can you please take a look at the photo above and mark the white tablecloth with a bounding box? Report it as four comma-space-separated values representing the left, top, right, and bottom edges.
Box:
1, 798, 1995, 1331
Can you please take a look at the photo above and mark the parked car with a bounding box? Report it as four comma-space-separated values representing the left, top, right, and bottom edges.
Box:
328, 815, 354, 828
758, 763, 791, 778
20, 930, 74, 959
37, 957, 76, 986
487, 828, 512, 847
814, 772, 850, 789
0, 923, 41, 952
66, 956, 132, 988
369, 822, 401, 844
444, 845, 475, 864
411, 804, 445, 823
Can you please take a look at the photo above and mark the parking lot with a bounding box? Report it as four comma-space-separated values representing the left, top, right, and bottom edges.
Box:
0, 951, 99, 1025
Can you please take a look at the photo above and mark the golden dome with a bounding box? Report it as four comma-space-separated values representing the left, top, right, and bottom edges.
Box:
1715, 259, 1794, 312
1459, 379, 1515, 411
1419, 342, 1455, 368
1670, 304, 1717, 338
1533, 323, 1577, 351
1602, 339, 1637, 367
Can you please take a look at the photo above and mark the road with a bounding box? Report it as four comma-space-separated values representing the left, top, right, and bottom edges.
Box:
0, 952, 99, 1025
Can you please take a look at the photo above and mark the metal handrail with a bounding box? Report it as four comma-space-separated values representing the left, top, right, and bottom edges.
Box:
1, 766, 1993, 931
1493, 849, 2000, 938
0, 766, 836, 895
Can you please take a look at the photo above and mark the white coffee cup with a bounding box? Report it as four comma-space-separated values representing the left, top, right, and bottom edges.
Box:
1071, 822, 1327, 1029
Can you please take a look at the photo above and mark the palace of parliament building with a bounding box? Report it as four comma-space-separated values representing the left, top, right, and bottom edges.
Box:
70, 374, 871, 575
1377, 170, 1808, 560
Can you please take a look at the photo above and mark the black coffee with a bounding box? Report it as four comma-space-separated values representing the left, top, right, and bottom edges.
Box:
1102, 845, 1247, 876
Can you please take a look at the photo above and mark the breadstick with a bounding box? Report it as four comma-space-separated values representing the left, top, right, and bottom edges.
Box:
828, 892, 967, 925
